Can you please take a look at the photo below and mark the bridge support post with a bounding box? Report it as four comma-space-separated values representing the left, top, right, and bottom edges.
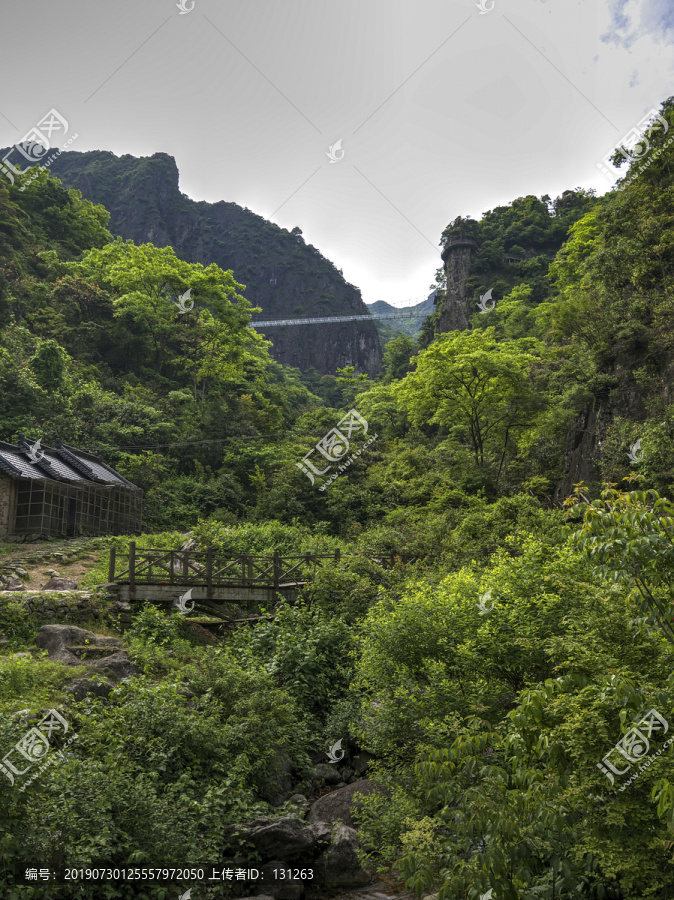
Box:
207, 548, 213, 596
108, 547, 116, 583
129, 541, 136, 599
273, 550, 280, 591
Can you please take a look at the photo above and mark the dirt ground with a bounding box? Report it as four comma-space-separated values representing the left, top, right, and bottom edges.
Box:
0, 540, 104, 590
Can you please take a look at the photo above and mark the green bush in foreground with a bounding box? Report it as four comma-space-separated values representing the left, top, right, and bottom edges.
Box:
0, 608, 307, 899
354, 529, 674, 897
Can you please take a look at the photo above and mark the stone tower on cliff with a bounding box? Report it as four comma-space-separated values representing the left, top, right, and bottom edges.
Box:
436, 221, 478, 333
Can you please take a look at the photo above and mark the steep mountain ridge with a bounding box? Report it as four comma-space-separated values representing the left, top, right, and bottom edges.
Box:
43, 150, 382, 375
366, 291, 436, 341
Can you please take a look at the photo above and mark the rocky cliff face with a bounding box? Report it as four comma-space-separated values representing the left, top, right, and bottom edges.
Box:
555, 367, 650, 500
437, 240, 478, 332
555, 398, 605, 500
433, 199, 628, 500
47, 151, 382, 375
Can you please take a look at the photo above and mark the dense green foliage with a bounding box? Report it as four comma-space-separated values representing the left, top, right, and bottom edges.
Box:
1, 98, 674, 898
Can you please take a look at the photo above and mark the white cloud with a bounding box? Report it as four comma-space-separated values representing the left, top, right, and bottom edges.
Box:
601, 0, 674, 48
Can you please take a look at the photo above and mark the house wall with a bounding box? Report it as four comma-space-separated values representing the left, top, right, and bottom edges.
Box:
0, 473, 142, 540
0, 473, 14, 540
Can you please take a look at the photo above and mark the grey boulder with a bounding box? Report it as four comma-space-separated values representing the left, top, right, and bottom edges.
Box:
314, 824, 372, 887
312, 762, 343, 785
3, 577, 25, 591
258, 861, 303, 900
36, 625, 136, 679
352, 750, 374, 775
43, 576, 78, 590
224, 816, 328, 863
37, 624, 95, 665
37, 624, 96, 653
90, 637, 124, 650
65, 677, 114, 701
307, 778, 382, 828
89, 651, 138, 680
285, 794, 310, 818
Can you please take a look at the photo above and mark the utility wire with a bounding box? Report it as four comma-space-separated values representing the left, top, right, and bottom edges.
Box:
78, 429, 354, 456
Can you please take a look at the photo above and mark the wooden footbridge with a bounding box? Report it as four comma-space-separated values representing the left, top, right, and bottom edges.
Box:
107, 544, 421, 624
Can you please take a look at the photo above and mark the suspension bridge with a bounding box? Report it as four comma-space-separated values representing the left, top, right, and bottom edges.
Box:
251, 310, 431, 327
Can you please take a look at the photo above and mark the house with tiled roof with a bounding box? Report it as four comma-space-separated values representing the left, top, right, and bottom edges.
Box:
0, 436, 142, 541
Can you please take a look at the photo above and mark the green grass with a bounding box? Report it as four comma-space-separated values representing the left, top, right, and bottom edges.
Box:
0, 542, 21, 559
0, 653, 85, 712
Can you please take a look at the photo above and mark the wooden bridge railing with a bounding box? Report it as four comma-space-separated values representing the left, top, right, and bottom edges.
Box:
109, 545, 422, 590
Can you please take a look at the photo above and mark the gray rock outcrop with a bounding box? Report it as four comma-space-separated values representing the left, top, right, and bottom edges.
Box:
314, 823, 371, 887
307, 779, 381, 828
89, 651, 137, 679
2, 576, 25, 591
65, 677, 114, 701
224, 814, 372, 895
312, 762, 343, 785
225, 816, 329, 863
36, 624, 136, 679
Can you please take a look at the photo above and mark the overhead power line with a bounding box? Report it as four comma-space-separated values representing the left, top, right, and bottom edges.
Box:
82, 430, 331, 455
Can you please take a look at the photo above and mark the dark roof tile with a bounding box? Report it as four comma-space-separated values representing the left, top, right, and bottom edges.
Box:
0, 439, 139, 488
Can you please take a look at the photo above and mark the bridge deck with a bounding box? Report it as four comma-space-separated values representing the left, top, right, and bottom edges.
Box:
251, 311, 429, 327
109, 545, 421, 594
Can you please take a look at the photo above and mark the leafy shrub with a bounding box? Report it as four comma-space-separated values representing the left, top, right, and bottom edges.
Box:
125, 603, 184, 647
354, 534, 606, 760
124, 604, 204, 677
0, 599, 43, 650
192, 519, 315, 555
0, 650, 305, 898
230, 603, 355, 721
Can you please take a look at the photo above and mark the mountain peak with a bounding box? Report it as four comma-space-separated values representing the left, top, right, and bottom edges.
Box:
47, 150, 381, 374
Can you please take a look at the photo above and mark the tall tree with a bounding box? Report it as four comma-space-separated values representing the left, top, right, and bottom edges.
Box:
396, 328, 544, 482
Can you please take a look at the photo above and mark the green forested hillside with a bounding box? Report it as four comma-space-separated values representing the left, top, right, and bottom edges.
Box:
420, 189, 599, 347
41, 149, 382, 375
367, 294, 436, 345
1, 99, 674, 899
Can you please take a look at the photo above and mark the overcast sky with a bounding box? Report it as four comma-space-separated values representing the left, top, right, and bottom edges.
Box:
1, 0, 672, 307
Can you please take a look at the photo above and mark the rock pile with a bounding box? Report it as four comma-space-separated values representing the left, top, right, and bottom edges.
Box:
36, 624, 138, 679
224, 815, 371, 898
